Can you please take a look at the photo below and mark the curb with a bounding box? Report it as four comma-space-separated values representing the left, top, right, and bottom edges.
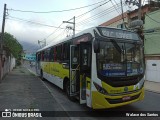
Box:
145, 89, 160, 94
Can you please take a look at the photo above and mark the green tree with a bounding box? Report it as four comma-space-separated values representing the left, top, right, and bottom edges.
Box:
3, 32, 23, 59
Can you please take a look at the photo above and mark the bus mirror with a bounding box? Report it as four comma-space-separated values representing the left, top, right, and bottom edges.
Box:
94, 39, 100, 53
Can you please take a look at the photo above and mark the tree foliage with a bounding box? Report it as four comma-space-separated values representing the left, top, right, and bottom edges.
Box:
3, 32, 23, 58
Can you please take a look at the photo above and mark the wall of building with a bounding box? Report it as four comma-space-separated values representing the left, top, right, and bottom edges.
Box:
144, 9, 160, 55
100, 12, 127, 27
99, 5, 150, 29
143, 9, 160, 82
0, 49, 16, 80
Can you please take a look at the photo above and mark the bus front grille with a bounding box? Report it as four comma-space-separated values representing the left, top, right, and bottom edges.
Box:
105, 93, 141, 104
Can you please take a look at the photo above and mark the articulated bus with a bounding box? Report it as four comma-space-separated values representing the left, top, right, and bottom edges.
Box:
36, 26, 145, 109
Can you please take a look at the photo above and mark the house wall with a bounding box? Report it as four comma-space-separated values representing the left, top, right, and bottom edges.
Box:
0, 49, 16, 80
144, 9, 160, 55
100, 5, 150, 28
144, 9, 160, 82
100, 12, 127, 27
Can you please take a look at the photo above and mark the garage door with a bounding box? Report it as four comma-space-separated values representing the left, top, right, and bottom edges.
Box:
145, 60, 160, 82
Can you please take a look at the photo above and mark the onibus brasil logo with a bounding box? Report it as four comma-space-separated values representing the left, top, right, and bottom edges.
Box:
2, 109, 42, 118
2, 109, 11, 117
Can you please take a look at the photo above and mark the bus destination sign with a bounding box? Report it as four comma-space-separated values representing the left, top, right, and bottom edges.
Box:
98, 27, 139, 40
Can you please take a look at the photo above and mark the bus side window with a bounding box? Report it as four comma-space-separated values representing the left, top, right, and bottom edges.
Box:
49, 47, 54, 62
54, 47, 57, 61
38, 53, 40, 61
41, 51, 44, 61
44, 50, 46, 61
63, 42, 70, 63
61, 44, 64, 61
44, 50, 48, 62
57, 45, 62, 63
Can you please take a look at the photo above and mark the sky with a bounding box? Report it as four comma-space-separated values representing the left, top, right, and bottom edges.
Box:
0, 0, 146, 52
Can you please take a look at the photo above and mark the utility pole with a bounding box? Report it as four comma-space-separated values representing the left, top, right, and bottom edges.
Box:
0, 4, 7, 81
138, 0, 142, 20
125, 0, 143, 28
38, 39, 46, 48
125, 0, 144, 40
63, 16, 75, 37
1, 4, 7, 54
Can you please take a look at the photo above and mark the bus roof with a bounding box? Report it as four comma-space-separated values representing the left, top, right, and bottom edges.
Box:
36, 26, 136, 52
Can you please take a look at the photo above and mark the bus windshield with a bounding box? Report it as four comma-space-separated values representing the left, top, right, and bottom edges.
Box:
97, 39, 144, 77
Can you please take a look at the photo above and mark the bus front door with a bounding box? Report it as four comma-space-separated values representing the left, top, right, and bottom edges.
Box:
69, 45, 80, 97
79, 42, 91, 105
70, 43, 91, 106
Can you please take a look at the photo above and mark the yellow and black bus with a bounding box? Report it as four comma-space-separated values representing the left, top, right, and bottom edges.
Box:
36, 26, 145, 109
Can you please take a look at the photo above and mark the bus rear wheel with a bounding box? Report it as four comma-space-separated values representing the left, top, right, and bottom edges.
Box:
66, 80, 76, 102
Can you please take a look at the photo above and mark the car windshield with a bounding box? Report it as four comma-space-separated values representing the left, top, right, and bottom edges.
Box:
97, 40, 144, 77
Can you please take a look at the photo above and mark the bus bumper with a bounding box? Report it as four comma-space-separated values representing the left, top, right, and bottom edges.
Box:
92, 87, 144, 109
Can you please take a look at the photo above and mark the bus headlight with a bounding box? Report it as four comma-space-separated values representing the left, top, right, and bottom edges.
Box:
93, 82, 108, 95
134, 78, 145, 90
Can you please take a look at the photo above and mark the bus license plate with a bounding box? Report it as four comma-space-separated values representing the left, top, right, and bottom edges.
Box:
122, 96, 131, 101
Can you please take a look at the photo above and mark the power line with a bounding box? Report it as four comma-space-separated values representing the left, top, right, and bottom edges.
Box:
7, 15, 69, 45
146, 14, 160, 23
120, 0, 125, 24
48, 28, 67, 44
76, 2, 125, 27
75, 0, 125, 25
8, 0, 108, 13
41, 0, 111, 44
44, 17, 74, 44
110, 0, 120, 14
113, 0, 121, 9
75, 0, 110, 20
76, 7, 115, 26
46, 1, 117, 43
45, 23, 64, 40
7, 15, 66, 29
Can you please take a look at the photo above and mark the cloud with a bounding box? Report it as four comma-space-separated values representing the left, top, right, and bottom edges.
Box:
1, 0, 129, 52
5, 18, 54, 44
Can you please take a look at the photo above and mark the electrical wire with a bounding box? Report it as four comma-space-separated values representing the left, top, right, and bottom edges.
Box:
146, 14, 160, 23
44, 0, 111, 43
75, 0, 110, 20
110, 0, 120, 14
120, 0, 125, 24
45, 23, 64, 40
50, 28, 67, 42
8, 16, 66, 29
76, 2, 126, 27
8, 0, 128, 50
8, 0, 108, 13
76, 0, 125, 24
76, 8, 116, 26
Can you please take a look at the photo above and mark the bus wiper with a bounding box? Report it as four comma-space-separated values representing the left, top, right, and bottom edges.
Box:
110, 39, 123, 54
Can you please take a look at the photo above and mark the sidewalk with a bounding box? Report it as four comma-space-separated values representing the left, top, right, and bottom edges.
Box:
0, 66, 70, 119
144, 80, 160, 93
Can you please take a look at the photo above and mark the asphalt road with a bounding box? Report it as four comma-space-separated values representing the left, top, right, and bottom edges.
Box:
43, 80, 160, 120
24, 63, 160, 120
